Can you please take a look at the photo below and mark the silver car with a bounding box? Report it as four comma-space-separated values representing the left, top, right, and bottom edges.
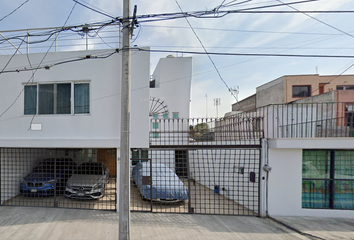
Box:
65, 162, 109, 199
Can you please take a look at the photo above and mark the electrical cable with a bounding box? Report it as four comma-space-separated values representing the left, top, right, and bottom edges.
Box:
0, 0, 30, 22
0, 2, 78, 122
0, 38, 26, 75
27, 1, 78, 129
310, 61, 354, 95
276, 0, 354, 39
72, 0, 117, 20
141, 25, 343, 36
174, 0, 239, 102
134, 48, 354, 59
0, 50, 118, 74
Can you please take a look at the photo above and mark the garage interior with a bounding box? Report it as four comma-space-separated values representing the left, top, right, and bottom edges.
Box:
0, 148, 117, 211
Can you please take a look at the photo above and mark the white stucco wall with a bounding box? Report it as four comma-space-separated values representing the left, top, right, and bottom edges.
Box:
267, 138, 354, 218
0, 49, 150, 149
150, 57, 192, 119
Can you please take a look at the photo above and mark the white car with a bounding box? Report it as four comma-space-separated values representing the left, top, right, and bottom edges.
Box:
65, 162, 109, 199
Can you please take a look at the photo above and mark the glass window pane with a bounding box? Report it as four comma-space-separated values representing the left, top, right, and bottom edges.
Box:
293, 86, 310, 97
303, 150, 330, 178
152, 122, 159, 129
334, 180, 354, 209
57, 83, 71, 114
74, 83, 90, 114
173, 112, 179, 119
302, 150, 331, 209
163, 113, 169, 119
333, 150, 354, 210
334, 151, 354, 179
24, 85, 37, 115
38, 84, 54, 114
302, 179, 330, 208
153, 113, 158, 119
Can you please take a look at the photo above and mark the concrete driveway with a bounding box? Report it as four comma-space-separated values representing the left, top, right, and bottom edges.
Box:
0, 206, 353, 240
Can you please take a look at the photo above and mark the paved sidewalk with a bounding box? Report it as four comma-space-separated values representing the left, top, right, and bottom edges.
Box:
0, 206, 353, 240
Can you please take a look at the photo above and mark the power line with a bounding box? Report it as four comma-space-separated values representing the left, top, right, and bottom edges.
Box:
310, 61, 354, 94
175, 0, 239, 102
0, 0, 30, 22
134, 48, 354, 59
276, 0, 354, 39
0, 2, 78, 121
72, 0, 117, 20
0, 50, 118, 74
142, 25, 344, 36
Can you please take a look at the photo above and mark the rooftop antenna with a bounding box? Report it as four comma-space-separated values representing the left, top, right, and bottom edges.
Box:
205, 94, 208, 118
214, 98, 221, 118
230, 86, 239, 103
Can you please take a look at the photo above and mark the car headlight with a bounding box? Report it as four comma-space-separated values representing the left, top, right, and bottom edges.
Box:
45, 179, 56, 184
93, 183, 103, 190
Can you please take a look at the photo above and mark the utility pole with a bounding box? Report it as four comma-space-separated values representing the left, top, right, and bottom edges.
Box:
119, 0, 131, 239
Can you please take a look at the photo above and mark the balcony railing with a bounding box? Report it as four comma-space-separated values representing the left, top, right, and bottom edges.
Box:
150, 102, 354, 146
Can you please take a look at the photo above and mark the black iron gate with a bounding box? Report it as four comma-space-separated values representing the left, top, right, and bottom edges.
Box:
130, 146, 261, 216
131, 116, 263, 215
0, 148, 117, 211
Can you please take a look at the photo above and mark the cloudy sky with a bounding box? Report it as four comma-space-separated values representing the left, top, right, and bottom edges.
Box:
1, 0, 354, 118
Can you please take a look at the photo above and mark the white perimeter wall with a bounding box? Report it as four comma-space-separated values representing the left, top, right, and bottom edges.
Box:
150, 57, 192, 119
267, 138, 354, 218
0, 49, 150, 149
189, 149, 259, 212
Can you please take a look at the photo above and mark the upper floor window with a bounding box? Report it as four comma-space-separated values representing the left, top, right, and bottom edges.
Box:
292, 85, 311, 98
337, 85, 354, 90
173, 112, 179, 119
24, 82, 90, 115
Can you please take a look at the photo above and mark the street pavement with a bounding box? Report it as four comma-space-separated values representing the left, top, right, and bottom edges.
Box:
0, 206, 353, 240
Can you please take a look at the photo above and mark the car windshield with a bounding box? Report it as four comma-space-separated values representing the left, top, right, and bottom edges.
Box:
33, 163, 55, 173
76, 163, 103, 175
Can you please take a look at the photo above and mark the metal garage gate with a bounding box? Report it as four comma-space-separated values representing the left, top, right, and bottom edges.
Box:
0, 148, 117, 211
130, 116, 263, 215
130, 147, 261, 216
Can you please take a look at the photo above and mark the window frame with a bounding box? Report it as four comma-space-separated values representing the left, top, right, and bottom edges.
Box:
292, 85, 311, 98
337, 85, 354, 90
302, 149, 354, 210
23, 81, 90, 116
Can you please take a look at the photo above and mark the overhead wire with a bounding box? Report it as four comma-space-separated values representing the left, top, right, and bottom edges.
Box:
0, 0, 30, 22
135, 48, 354, 58
27, 1, 79, 129
174, 0, 239, 102
0, 2, 78, 122
276, 0, 354, 39
72, 0, 117, 20
142, 25, 344, 36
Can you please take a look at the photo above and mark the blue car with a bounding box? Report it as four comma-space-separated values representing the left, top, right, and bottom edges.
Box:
132, 162, 188, 202
20, 158, 77, 196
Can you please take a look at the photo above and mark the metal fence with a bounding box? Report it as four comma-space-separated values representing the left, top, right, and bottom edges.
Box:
0, 148, 117, 211
154, 102, 354, 142
259, 102, 354, 138
134, 116, 262, 215
130, 148, 260, 216
150, 117, 263, 147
